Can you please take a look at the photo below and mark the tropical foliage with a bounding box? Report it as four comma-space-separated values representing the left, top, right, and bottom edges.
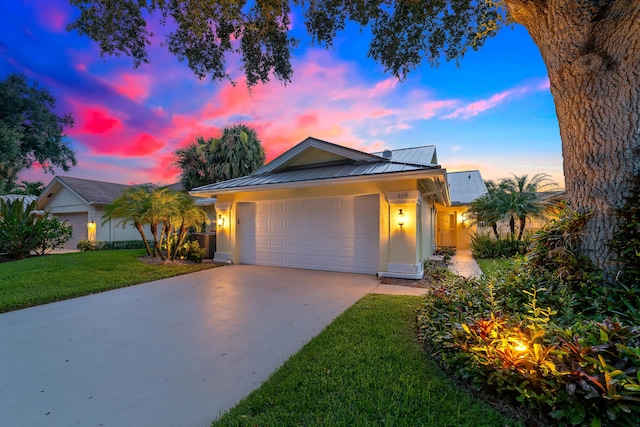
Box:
174, 124, 265, 189
465, 173, 557, 241
0, 74, 75, 193
0, 198, 72, 259
102, 186, 209, 261
419, 210, 640, 426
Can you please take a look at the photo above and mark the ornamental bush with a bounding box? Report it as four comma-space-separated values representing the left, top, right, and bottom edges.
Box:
470, 232, 528, 258
0, 198, 72, 259
419, 210, 640, 426
77, 240, 152, 251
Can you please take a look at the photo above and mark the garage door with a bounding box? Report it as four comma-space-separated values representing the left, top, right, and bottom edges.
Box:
238, 195, 379, 274
55, 212, 88, 249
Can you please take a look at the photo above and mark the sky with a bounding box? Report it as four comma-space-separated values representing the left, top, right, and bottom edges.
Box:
0, 0, 564, 189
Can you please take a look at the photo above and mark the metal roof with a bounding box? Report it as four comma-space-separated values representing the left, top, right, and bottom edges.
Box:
371, 146, 437, 167
192, 155, 440, 193
0, 194, 37, 204
447, 171, 487, 205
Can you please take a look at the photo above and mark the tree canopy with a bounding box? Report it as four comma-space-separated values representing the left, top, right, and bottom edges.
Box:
174, 124, 265, 189
67, 0, 504, 87
0, 74, 76, 194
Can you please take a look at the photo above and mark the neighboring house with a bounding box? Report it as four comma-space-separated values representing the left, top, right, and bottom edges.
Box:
37, 177, 150, 249
0, 194, 38, 204
190, 137, 472, 279
438, 171, 488, 250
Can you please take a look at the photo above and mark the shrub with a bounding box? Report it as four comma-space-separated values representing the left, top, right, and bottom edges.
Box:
419, 209, 640, 425
77, 240, 101, 251
77, 240, 152, 251
0, 198, 72, 259
32, 217, 73, 255
175, 240, 205, 263
470, 232, 528, 258
611, 184, 640, 288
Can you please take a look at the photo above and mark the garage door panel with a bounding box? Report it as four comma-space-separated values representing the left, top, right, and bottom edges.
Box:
286, 237, 301, 247
56, 213, 88, 249
238, 195, 379, 274
270, 236, 285, 246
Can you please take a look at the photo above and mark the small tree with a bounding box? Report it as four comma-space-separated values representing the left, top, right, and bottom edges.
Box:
466, 174, 556, 241
465, 180, 509, 239
102, 185, 154, 256
500, 173, 556, 240
32, 217, 74, 256
167, 193, 208, 260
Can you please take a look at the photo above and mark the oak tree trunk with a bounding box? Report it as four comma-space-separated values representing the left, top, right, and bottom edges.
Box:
507, 0, 640, 282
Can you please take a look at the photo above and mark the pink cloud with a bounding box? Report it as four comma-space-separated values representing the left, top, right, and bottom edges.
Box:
444, 91, 511, 119
110, 73, 153, 102
128, 134, 165, 157
444, 79, 551, 120
80, 109, 121, 134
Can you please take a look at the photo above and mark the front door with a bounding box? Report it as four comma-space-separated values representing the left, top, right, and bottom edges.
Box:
437, 212, 456, 248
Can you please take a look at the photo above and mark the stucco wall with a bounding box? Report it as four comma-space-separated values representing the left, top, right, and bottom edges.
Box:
435, 205, 476, 250
213, 178, 437, 271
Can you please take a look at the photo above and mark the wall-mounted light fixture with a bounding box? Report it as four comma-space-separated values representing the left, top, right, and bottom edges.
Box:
87, 221, 96, 241
217, 214, 225, 229
397, 209, 405, 230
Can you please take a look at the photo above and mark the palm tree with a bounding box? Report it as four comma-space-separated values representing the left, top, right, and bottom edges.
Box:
174, 137, 216, 189
173, 125, 265, 190
210, 124, 265, 182
465, 180, 509, 239
145, 187, 179, 260
102, 186, 154, 255
167, 192, 208, 260
500, 173, 557, 240
14, 180, 45, 196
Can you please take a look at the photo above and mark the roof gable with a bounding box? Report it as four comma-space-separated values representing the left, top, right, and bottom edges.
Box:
255, 137, 385, 175
447, 170, 487, 205
190, 139, 445, 197
38, 176, 133, 208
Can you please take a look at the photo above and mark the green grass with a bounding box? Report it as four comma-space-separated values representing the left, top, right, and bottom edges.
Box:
476, 257, 511, 276
0, 249, 216, 312
212, 294, 521, 427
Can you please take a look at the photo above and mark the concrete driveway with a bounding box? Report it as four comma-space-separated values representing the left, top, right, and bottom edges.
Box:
0, 265, 421, 427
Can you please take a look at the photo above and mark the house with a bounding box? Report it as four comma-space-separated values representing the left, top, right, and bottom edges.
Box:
437, 170, 487, 250
37, 177, 149, 249
190, 137, 483, 278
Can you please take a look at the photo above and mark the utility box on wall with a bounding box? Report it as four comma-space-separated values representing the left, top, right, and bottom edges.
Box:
192, 232, 216, 259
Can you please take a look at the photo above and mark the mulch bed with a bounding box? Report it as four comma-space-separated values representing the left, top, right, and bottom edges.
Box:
138, 255, 215, 265
379, 276, 432, 288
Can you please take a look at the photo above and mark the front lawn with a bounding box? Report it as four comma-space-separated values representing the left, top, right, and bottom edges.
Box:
212, 294, 521, 427
475, 257, 511, 276
0, 249, 216, 312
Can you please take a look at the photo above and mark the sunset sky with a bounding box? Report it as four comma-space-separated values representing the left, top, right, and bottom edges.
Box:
1, 0, 564, 189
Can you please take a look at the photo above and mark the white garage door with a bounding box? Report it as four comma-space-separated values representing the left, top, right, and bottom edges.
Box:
56, 212, 88, 249
238, 195, 379, 274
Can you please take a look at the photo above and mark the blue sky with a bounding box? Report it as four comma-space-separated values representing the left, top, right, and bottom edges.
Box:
0, 0, 563, 187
